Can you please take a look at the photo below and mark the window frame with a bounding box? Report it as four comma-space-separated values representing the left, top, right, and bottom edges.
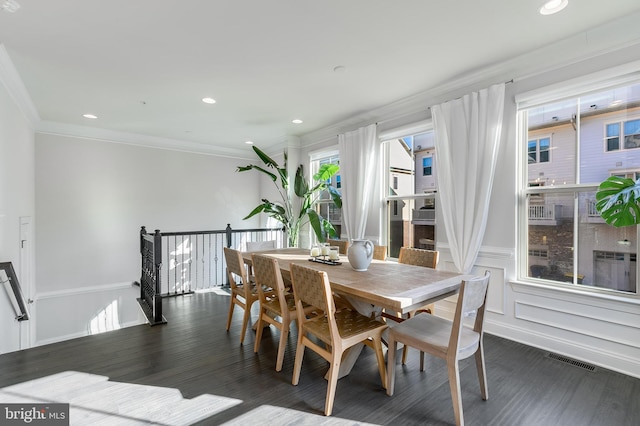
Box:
516, 68, 640, 300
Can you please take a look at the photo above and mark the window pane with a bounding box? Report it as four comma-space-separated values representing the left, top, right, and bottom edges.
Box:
580, 83, 640, 184
578, 191, 637, 294
607, 137, 620, 152
528, 99, 576, 186
527, 193, 575, 281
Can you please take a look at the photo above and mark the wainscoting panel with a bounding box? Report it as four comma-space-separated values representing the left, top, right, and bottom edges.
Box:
514, 300, 640, 349
34, 282, 145, 347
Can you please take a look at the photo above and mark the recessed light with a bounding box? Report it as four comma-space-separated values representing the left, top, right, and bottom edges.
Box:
245, 141, 254, 145
82, 114, 98, 119
202, 97, 216, 104
539, 0, 568, 15
292, 119, 303, 124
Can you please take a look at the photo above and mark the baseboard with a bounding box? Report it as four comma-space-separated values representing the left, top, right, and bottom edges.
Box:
486, 320, 640, 379
34, 319, 143, 348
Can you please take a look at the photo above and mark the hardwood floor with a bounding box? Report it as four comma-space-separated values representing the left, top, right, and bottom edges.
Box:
1, 291, 638, 425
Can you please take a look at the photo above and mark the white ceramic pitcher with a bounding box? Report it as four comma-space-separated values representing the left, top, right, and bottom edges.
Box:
347, 239, 374, 271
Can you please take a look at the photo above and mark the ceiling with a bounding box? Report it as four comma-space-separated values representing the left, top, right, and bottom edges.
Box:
1, 0, 640, 157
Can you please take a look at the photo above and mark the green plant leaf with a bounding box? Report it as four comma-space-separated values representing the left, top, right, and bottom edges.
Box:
327, 186, 342, 208
294, 165, 308, 197
313, 163, 339, 181
307, 209, 326, 242
252, 146, 278, 168
237, 164, 277, 182
595, 176, 640, 227
243, 203, 266, 220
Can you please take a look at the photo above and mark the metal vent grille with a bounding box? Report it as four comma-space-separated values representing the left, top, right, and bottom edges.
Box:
547, 353, 597, 372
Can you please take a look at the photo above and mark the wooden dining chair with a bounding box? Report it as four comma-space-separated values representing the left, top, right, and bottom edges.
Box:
290, 263, 387, 416
252, 254, 314, 372
399, 246, 439, 314
384, 247, 440, 363
246, 240, 276, 251
373, 244, 387, 261
326, 238, 349, 255
224, 247, 260, 345
386, 271, 491, 426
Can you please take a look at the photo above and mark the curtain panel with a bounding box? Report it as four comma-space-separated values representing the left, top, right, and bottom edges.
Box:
432, 83, 506, 273
338, 123, 379, 241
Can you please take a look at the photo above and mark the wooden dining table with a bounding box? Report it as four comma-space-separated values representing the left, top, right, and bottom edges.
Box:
242, 248, 470, 315
243, 247, 471, 380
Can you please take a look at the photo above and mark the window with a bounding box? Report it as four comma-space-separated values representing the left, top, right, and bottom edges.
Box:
311, 152, 342, 240
422, 157, 433, 176
528, 137, 550, 163
605, 119, 640, 151
518, 79, 640, 296
383, 130, 437, 258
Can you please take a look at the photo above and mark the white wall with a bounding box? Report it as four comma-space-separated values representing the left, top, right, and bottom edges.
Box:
0, 76, 35, 353
34, 133, 261, 345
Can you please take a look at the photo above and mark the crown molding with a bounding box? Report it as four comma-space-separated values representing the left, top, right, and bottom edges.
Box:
37, 120, 252, 159
0, 44, 40, 128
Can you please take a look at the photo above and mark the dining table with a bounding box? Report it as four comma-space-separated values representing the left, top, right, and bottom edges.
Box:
242, 247, 471, 379
242, 248, 472, 377
242, 247, 470, 315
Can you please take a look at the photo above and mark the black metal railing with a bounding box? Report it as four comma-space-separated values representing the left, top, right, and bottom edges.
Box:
137, 224, 285, 324
0, 262, 29, 321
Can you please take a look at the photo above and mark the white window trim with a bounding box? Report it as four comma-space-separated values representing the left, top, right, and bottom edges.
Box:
517, 65, 640, 298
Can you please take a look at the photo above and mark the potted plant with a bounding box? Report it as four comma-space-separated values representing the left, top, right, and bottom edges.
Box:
237, 146, 342, 247
595, 176, 640, 227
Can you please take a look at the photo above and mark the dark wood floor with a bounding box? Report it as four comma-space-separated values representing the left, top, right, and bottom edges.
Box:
1, 291, 639, 425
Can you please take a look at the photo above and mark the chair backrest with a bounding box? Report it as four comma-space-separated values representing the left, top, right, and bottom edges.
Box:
252, 253, 287, 313
449, 271, 491, 353
373, 245, 387, 261
398, 247, 438, 269
291, 263, 337, 342
246, 240, 276, 251
326, 239, 349, 255
223, 247, 250, 294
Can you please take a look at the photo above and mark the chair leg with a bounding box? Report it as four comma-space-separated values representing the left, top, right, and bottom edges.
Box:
420, 351, 425, 372
401, 344, 409, 365
292, 339, 305, 386
226, 297, 236, 331
475, 342, 489, 400
324, 353, 341, 416
447, 361, 464, 426
386, 337, 398, 396
275, 324, 289, 372
239, 305, 252, 345
253, 311, 265, 353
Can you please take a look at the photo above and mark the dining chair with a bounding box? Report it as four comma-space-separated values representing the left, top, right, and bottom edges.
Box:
373, 244, 387, 261
399, 246, 438, 314
326, 238, 349, 255
385, 247, 440, 363
246, 240, 276, 251
224, 247, 260, 345
252, 253, 314, 372
290, 263, 387, 416
386, 271, 491, 426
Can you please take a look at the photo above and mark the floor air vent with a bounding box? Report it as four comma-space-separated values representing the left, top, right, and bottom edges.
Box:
547, 353, 597, 372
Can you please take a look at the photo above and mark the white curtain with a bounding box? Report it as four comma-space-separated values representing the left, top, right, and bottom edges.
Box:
432, 83, 505, 273
338, 123, 379, 241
